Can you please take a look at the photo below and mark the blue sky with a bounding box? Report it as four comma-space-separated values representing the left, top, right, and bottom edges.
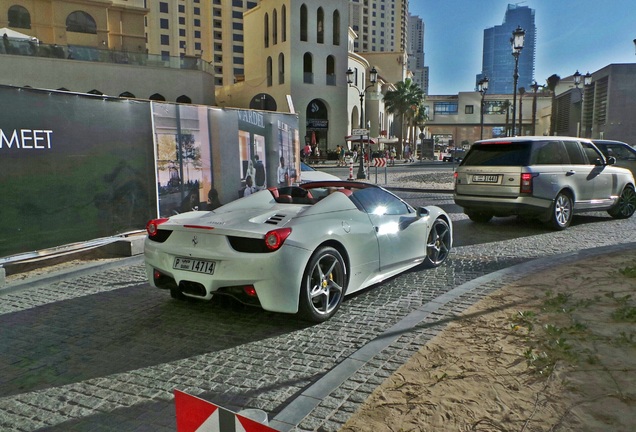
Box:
409, 0, 636, 94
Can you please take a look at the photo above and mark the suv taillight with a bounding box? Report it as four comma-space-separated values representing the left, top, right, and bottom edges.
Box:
520, 173, 533, 194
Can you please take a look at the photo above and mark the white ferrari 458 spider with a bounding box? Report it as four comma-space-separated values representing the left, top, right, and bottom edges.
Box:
144, 181, 453, 322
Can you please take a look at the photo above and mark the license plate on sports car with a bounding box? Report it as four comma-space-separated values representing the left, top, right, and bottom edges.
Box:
173, 257, 215, 274
472, 174, 499, 183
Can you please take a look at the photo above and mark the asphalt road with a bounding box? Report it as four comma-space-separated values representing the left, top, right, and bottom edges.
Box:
2, 185, 636, 431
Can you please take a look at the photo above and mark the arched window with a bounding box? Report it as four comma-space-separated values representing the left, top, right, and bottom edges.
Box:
281, 5, 287, 42
149, 93, 166, 101
303, 52, 313, 84
264, 13, 269, 47
267, 56, 273, 86
87, 89, 104, 95
332, 10, 340, 46
278, 53, 285, 84
119, 91, 135, 98
8, 5, 31, 29
249, 93, 277, 111
66, 11, 97, 34
176, 95, 192, 103
300, 4, 307, 42
326, 55, 335, 86
272, 9, 278, 45
316, 7, 324, 44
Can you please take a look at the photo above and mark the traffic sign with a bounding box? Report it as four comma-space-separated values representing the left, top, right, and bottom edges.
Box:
351, 128, 368, 136
175, 390, 276, 432
373, 157, 387, 167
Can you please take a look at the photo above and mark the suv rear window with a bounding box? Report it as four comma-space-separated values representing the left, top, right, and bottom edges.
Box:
461, 142, 532, 166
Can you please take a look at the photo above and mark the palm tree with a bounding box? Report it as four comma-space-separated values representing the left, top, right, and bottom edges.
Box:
409, 103, 428, 160
500, 100, 511, 136
383, 79, 424, 157
546, 74, 561, 136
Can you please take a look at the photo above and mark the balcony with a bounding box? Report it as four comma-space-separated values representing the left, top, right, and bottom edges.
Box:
0, 37, 214, 75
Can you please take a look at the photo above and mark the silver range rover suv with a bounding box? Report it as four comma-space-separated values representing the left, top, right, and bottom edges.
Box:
454, 137, 636, 229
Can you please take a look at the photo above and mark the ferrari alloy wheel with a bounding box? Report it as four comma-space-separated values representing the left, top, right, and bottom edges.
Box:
423, 218, 452, 268
298, 246, 347, 322
608, 184, 636, 219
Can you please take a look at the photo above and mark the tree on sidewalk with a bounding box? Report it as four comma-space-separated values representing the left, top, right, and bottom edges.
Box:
546, 74, 561, 136
384, 79, 424, 158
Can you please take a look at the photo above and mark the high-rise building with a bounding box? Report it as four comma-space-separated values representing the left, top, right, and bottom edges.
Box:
477, 3, 535, 94
349, 0, 409, 53
145, 0, 260, 87
407, 13, 428, 95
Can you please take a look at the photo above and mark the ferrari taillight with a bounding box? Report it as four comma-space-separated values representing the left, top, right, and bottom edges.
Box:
264, 228, 292, 251
520, 173, 533, 194
146, 218, 169, 237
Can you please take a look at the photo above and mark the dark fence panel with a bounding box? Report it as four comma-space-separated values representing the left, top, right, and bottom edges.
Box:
0, 85, 157, 257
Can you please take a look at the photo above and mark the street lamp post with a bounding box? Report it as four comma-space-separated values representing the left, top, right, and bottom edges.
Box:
510, 26, 525, 137
573, 70, 592, 137
347, 66, 378, 179
478, 77, 489, 140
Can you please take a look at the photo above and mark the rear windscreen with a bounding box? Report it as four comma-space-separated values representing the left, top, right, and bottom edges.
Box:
460, 143, 532, 166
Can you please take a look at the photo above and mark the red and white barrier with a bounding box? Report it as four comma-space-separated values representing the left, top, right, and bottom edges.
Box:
175, 390, 276, 432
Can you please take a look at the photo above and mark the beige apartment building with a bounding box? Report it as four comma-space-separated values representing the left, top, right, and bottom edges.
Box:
213, 0, 409, 154
0, 0, 147, 51
144, 0, 260, 88
423, 91, 552, 151
349, 0, 408, 53
0, 0, 214, 104
216, 0, 353, 152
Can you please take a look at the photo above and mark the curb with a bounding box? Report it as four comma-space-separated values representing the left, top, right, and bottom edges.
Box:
0, 255, 145, 295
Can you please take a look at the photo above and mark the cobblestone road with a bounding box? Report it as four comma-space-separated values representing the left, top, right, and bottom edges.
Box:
1, 191, 635, 432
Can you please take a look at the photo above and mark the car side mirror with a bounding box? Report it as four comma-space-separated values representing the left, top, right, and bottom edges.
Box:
416, 207, 429, 218
606, 156, 616, 165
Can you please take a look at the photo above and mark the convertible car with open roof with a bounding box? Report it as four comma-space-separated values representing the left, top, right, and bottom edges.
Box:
144, 181, 453, 322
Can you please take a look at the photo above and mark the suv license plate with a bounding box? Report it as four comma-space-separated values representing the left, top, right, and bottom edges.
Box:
472, 174, 499, 183
173, 257, 215, 274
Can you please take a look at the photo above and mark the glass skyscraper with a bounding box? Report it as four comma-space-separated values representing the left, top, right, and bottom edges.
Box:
477, 4, 536, 94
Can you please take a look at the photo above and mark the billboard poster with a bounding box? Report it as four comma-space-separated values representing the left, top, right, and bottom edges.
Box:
276, 118, 300, 187
209, 108, 299, 202
0, 85, 156, 258
151, 102, 213, 217
237, 110, 299, 195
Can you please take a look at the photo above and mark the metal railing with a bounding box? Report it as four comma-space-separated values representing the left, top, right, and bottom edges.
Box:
0, 36, 214, 75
